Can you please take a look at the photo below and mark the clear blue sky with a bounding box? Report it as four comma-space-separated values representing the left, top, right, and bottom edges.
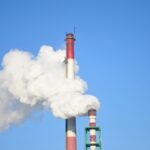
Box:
0, 0, 150, 150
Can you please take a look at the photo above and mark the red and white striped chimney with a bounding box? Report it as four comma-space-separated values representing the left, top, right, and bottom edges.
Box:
65, 33, 77, 150
88, 109, 97, 150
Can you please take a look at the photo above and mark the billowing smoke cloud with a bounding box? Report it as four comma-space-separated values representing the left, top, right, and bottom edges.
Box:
0, 45, 100, 131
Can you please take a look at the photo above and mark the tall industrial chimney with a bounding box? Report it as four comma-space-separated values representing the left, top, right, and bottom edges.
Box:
88, 109, 97, 150
65, 33, 77, 150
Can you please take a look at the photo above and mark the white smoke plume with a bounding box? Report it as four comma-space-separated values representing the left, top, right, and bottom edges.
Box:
0, 45, 100, 131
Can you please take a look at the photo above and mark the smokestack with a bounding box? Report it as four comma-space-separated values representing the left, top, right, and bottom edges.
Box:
65, 33, 77, 150
88, 109, 97, 150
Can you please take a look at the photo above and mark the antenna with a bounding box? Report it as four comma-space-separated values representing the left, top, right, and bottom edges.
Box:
73, 26, 77, 38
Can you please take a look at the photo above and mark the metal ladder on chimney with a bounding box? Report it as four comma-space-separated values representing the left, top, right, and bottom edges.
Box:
85, 126, 101, 150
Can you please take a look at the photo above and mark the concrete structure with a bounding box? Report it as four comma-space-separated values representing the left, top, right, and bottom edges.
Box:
85, 109, 101, 150
88, 109, 97, 150
65, 33, 76, 150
